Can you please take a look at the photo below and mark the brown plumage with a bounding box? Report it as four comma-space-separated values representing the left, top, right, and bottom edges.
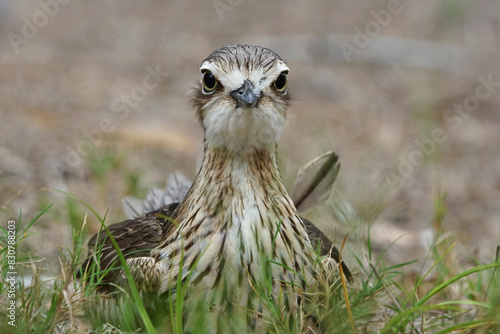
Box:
80, 45, 350, 332
80, 203, 178, 293
81, 206, 351, 293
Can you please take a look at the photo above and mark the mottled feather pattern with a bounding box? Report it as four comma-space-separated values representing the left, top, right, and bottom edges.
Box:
156, 148, 315, 281
151, 147, 320, 331
203, 45, 283, 74
81, 45, 349, 333
79, 203, 178, 292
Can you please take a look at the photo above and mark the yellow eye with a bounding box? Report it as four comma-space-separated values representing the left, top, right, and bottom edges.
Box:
273, 72, 287, 93
202, 71, 218, 93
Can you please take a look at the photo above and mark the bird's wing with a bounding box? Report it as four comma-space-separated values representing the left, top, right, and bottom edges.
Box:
301, 217, 352, 282
292, 151, 340, 213
79, 203, 180, 291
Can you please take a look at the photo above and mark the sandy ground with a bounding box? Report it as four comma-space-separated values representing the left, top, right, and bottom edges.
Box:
1, 0, 499, 276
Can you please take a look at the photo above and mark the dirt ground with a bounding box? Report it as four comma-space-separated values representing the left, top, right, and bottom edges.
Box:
1, 0, 499, 276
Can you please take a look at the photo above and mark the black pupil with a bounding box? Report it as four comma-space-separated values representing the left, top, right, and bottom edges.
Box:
275, 73, 286, 90
204, 72, 216, 89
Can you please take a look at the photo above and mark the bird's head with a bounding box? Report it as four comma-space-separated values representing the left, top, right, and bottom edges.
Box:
192, 45, 291, 152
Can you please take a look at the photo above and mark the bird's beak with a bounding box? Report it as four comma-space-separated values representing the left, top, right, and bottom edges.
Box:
230, 80, 262, 108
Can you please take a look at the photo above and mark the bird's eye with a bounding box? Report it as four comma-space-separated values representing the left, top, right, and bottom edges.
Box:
273, 72, 287, 93
202, 71, 218, 93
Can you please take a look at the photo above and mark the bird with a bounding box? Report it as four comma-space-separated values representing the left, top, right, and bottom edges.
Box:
80, 45, 350, 333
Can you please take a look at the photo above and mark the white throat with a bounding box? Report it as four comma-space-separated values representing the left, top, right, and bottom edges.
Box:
203, 106, 284, 152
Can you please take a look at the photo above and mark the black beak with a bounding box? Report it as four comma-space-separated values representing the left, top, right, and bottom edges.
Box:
230, 80, 261, 108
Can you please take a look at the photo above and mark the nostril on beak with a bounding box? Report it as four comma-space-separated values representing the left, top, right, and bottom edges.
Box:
230, 80, 261, 108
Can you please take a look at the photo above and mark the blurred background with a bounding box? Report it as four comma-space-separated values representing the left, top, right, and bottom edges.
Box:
0, 0, 499, 276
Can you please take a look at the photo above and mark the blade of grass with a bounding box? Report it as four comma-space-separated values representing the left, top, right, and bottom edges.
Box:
48, 188, 156, 333
416, 262, 500, 307
383, 262, 500, 330
435, 319, 498, 334
405, 241, 457, 306
96, 218, 157, 334
43, 188, 103, 222
339, 234, 355, 334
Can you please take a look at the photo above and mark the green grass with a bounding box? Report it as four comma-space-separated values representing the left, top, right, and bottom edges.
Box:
0, 204, 87, 334
1, 196, 499, 333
